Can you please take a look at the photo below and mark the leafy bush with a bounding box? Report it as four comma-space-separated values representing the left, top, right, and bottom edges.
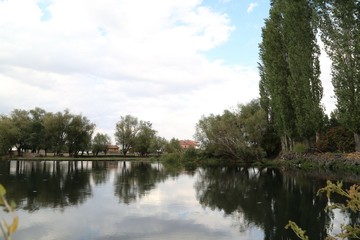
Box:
159, 153, 182, 164
293, 143, 307, 153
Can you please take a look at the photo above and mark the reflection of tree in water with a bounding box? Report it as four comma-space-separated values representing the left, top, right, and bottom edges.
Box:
194, 167, 331, 240
91, 161, 116, 185
114, 161, 170, 204
0, 160, 92, 212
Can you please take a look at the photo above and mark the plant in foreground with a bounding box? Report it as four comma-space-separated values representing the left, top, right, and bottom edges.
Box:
0, 184, 18, 240
286, 181, 360, 239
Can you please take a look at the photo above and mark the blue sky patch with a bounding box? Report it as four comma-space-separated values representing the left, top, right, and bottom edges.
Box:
37, 0, 52, 21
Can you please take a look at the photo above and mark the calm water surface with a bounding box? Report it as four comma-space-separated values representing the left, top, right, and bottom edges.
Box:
0, 160, 358, 240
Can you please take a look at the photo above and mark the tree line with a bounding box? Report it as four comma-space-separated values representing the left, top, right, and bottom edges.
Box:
0, 108, 183, 157
0, 108, 95, 157
194, 0, 360, 159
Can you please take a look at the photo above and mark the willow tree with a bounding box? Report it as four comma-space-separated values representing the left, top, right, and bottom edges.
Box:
259, 0, 324, 151
315, 0, 360, 152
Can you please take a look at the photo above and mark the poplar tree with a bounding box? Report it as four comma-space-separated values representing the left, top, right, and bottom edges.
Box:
259, 0, 297, 151
284, 0, 324, 144
259, 0, 324, 151
315, 0, 360, 152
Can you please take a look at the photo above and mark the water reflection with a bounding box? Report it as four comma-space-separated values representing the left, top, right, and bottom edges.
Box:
114, 161, 168, 204
0, 160, 177, 208
194, 166, 341, 239
0, 160, 357, 240
0, 160, 92, 211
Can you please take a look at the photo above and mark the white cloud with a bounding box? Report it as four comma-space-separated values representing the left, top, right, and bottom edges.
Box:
247, 2, 259, 13
0, 0, 259, 141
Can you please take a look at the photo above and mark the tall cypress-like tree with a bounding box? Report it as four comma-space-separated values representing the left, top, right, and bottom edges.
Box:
259, 0, 324, 151
315, 0, 360, 152
284, 0, 324, 143
259, 0, 296, 151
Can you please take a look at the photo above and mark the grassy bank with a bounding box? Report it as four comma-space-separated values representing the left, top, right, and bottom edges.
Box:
3, 153, 152, 162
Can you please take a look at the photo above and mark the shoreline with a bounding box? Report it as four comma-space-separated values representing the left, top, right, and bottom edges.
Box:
2, 152, 360, 173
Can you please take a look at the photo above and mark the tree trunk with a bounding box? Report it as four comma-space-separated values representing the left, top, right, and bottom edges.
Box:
354, 132, 360, 152
315, 131, 320, 145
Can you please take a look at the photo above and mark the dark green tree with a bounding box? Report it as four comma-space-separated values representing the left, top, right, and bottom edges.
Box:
0, 116, 17, 156
164, 138, 182, 153
259, 0, 296, 152
65, 114, 95, 156
195, 100, 268, 161
284, 0, 324, 144
43, 110, 72, 156
92, 133, 111, 156
114, 115, 139, 156
259, 0, 324, 151
28, 107, 47, 153
315, 0, 360, 152
150, 136, 167, 155
133, 121, 156, 156
10, 109, 31, 156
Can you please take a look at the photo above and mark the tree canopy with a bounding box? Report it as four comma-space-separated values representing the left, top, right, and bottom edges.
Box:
315, 0, 360, 151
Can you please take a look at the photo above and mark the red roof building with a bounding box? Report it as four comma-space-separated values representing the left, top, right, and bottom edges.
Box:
179, 140, 198, 149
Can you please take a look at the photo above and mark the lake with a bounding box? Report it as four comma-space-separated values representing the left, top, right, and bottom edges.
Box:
0, 160, 358, 240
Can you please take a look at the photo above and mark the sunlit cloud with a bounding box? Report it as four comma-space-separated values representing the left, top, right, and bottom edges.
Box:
247, 2, 259, 13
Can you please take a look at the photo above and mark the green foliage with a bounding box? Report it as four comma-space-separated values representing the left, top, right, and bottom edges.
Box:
92, 133, 111, 156
10, 109, 32, 156
287, 181, 360, 240
66, 114, 95, 156
0, 117, 17, 156
259, 0, 324, 151
259, 0, 297, 151
293, 143, 307, 153
0, 184, 18, 240
114, 115, 139, 156
260, 123, 281, 158
149, 136, 167, 155
114, 115, 164, 156
164, 138, 182, 153
195, 99, 268, 162
0, 108, 97, 157
285, 221, 310, 240
315, 0, 360, 151
133, 121, 156, 156
160, 152, 182, 165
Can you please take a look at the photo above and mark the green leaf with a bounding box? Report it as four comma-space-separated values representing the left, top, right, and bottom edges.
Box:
0, 184, 6, 196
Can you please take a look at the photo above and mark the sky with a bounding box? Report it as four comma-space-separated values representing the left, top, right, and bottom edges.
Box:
0, 0, 335, 142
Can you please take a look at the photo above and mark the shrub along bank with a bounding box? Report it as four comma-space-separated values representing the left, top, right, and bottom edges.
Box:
156, 149, 360, 173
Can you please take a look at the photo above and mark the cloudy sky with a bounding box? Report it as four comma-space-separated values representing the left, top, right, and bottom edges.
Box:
0, 0, 335, 142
